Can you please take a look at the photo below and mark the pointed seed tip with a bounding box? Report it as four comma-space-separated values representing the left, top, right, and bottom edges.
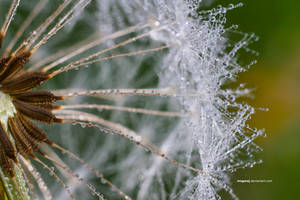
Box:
46, 140, 54, 146
55, 118, 64, 123
57, 96, 65, 100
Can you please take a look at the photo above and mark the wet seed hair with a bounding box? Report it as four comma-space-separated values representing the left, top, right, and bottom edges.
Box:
0, 0, 204, 199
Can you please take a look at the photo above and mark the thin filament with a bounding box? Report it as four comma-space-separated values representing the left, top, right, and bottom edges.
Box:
68, 23, 173, 66
30, 0, 91, 54
43, 155, 105, 200
55, 110, 204, 174
54, 88, 201, 98
60, 104, 183, 117
13, 0, 72, 54
20, 157, 53, 200
46, 22, 174, 75
0, 0, 20, 42
75, 120, 204, 174
49, 45, 171, 77
39, 22, 152, 72
51, 143, 131, 200
3, 0, 48, 56
33, 157, 75, 200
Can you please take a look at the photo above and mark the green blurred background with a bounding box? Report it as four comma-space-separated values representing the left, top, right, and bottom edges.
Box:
210, 0, 300, 199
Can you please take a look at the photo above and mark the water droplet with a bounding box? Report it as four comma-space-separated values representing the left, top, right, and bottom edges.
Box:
228, 4, 234, 9
232, 24, 238, 29
125, 195, 130, 200
135, 136, 142, 142
237, 2, 244, 7
101, 178, 107, 184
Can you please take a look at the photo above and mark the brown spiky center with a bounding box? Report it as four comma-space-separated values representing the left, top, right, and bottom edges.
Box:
0, 51, 63, 177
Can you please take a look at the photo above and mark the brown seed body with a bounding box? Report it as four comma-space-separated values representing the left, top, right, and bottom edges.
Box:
0, 123, 17, 162
13, 91, 64, 104
0, 47, 62, 177
17, 113, 52, 144
0, 51, 32, 82
13, 100, 61, 124
0, 72, 50, 94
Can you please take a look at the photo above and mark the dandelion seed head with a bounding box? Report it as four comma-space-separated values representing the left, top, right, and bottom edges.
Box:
0, 0, 264, 199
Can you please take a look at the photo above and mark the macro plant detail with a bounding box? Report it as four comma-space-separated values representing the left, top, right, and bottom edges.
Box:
0, 0, 265, 200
